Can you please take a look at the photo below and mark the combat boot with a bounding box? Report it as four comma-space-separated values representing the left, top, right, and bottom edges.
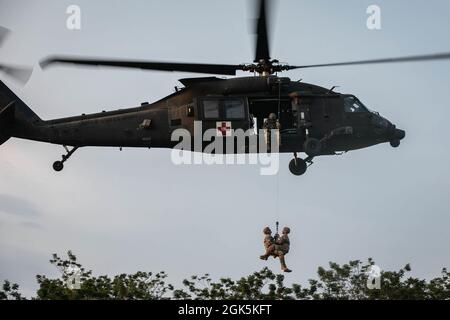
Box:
279, 255, 292, 273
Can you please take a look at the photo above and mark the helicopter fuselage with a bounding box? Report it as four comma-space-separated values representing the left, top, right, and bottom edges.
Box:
1, 76, 405, 174
9, 76, 404, 153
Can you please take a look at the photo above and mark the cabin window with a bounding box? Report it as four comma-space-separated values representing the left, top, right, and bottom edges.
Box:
344, 96, 367, 113
224, 99, 245, 119
201, 98, 246, 120
203, 100, 220, 119
186, 105, 194, 117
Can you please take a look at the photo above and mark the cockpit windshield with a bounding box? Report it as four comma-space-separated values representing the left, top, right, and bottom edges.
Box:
343, 96, 368, 113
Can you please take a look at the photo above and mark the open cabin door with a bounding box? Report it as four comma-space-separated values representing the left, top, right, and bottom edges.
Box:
249, 96, 303, 152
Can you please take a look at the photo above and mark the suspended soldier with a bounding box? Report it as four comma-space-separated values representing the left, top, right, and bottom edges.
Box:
259, 225, 292, 273
260, 227, 276, 260
274, 227, 292, 273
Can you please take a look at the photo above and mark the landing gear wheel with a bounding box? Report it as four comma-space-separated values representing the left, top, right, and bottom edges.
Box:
304, 138, 322, 156
289, 158, 307, 176
53, 161, 64, 172
390, 140, 400, 148
52, 146, 79, 172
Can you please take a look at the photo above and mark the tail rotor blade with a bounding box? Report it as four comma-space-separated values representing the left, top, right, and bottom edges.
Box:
0, 26, 10, 47
0, 64, 33, 84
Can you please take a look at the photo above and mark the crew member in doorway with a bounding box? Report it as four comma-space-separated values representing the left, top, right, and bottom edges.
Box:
290, 92, 300, 128
263, 113, 281, 152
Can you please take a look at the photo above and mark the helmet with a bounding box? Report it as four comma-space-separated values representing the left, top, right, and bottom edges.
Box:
282, 227, 291, 234
268, 113, 277, 120
263, 227, 272, 234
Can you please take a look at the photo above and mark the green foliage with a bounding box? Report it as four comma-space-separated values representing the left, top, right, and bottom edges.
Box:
2, 252, 449, 300
0, 280, 23, 300
35, 251, 174, 300
173, 268, 295, 300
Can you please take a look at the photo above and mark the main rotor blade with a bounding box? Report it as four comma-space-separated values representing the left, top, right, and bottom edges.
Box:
0, 64, 33, 84
287, 52, 450, 70
0, 26, 10, 47
40, 56, 243, 76
254, 0, 270, 62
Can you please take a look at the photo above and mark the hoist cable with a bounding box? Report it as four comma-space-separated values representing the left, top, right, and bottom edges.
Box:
277, 79, 281, 119
275, 79, 282, 232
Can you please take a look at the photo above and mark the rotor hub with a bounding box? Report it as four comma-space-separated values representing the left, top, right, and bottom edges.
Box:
241, 59, 291, 76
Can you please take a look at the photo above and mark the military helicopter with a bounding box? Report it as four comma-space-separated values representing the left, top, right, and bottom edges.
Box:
1, 1, 449, 175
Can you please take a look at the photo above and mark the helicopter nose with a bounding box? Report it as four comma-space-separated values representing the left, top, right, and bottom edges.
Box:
389, 127, 405, 148
393, 128, 406, 140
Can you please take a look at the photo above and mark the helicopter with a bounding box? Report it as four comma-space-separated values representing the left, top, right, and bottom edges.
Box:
1, 0, 449, 175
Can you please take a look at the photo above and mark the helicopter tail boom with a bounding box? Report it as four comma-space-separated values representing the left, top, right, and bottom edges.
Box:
0, 101, 13, 145
0, 80, 42, 145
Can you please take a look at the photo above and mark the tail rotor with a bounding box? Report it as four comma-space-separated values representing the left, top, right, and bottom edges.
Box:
0, 26, 33, 85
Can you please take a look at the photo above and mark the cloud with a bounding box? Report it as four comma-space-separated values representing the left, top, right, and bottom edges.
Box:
0, 193, 41, 217
19, 221, 43, 229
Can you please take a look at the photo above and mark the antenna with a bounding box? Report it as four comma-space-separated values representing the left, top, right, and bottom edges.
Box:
328, 86, 340, 94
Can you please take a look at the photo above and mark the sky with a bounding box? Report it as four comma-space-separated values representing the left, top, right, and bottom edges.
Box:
1, 0, 450, 297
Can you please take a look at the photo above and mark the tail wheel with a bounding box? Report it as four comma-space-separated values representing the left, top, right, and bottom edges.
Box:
289, 158, 307, 176
304, 138, 322, 156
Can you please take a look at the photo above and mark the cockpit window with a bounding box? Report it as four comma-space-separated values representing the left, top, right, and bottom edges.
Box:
344, 96, 367, 113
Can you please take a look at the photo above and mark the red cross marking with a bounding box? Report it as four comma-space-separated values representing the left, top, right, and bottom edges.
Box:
217, 122, 231, 136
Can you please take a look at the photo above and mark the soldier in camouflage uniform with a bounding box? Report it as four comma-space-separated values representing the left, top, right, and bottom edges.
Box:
263, 113, 281, 152
260, 227, 276, 260
273, 227, 292, 273
260, 226, 292, 273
